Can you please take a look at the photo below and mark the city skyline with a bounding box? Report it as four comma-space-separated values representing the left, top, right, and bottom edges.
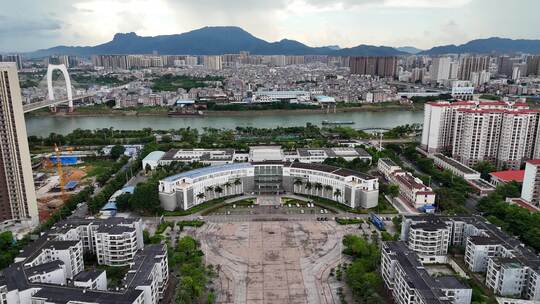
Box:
2, 0, 540, 52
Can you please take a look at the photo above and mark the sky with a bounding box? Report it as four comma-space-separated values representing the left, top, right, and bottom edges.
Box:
1, 0, 539, 52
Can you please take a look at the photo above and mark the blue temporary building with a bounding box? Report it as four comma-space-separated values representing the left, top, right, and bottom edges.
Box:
64, 181, 78, 190
421, 205, 436, 213
100, 202, 117, 217
121, 186, 135, 194
49, 156, 79, 166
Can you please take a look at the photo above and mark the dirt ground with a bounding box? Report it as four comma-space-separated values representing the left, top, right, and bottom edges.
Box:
36, 166, 89, 222
195, 221, 360, 304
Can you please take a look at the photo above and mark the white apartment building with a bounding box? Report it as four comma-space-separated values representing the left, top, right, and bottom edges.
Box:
485, 258, 532, 299
0, 218, 167, 304
407, 221, 451, 257
203, 55, 222, 70
401, 215, 540, 302
19, 240, 84, 279
159, 161, 379, 211
464, 236, 504, 272
126, 245, 169, 304
431, 57, 452, 84
25, 260, 68, 285
95, 225, 141, 266
73, 270, 107, 290
521, 160, 540, 207
382, 241, 472, 304
452, 109, 540, 169
49, 217, 144, 266
421, 100, 539, 169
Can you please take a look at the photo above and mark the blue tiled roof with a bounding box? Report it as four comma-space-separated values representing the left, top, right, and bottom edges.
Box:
122, 186, 135, 194
163, 163, 252, 182
101, 202, 117, 211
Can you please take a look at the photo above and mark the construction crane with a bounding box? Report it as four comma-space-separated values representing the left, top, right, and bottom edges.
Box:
54, 144, 66, 200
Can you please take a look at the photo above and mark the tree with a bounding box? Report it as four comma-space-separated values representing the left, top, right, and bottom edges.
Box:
473, 161, 496, 180
105, 99, 116, 108
386, 184, 399, 198
214, 186, 223, 196
324, 185, 333, 198
110, 145, 126, 159
144, 163, 152, 174
305, 182, 313, 194
223, 182, 232, 195
314, 183, 323, 196
115, 193, 132, 211
131, 181, 160, 214
334, 189, 342, 200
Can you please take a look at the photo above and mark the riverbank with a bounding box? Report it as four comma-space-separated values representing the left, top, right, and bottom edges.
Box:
26, 103, 423, 118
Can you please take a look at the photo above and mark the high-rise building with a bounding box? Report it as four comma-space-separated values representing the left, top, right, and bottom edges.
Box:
0, 54, 23, 70
91, 55, 130, 69
48, 55, 70, 68
203, 55, 222, 70
449, 62, 460, 79
526, 55, 540, 76
470, 70, 491, 87
458, 56, 489, 80
421, 100, 540, 169
349, 56, 397, 78
430, 57, 451, 84
497, 56, 521, 77
521, 160, 540, 206
0, 63, 38, 227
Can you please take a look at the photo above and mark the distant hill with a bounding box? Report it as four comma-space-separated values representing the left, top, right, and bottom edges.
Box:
27, 26, 406, 58
420, 37, 540, 55
396, 46, 423, 54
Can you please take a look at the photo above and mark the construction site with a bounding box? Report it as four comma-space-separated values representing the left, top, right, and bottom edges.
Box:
33, 146, 101, 222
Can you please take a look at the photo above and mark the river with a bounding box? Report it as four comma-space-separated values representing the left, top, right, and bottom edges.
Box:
24, 110, 424, 136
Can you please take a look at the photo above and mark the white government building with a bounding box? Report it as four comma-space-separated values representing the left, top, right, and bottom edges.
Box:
159, 161, 379, 211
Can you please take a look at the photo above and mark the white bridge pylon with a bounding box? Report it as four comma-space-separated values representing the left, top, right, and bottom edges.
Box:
46, 64, 73, 110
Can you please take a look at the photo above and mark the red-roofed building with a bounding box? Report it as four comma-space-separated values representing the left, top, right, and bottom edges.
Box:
506, 198, 540, 212
489, 170, 525, 186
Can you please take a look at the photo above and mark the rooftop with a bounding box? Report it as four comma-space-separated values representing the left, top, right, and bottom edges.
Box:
489, 170, 525, 183
432, 154, 479, 175
142, 150, 165, 162
73, 269, 105, 282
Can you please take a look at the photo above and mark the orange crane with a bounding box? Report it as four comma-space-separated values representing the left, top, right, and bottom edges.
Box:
54, 144, 66, 199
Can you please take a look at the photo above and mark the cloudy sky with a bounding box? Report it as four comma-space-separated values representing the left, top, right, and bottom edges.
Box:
1, 0, 539, 52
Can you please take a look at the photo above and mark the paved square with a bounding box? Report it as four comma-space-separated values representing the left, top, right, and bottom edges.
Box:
197, 221, 352, 304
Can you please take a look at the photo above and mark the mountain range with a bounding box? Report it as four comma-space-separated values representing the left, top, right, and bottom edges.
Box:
27, 26, 540, 58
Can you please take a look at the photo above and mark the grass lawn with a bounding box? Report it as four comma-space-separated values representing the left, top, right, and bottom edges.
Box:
161, 195, 241, 216
81, 159, 116, 178
294, 194, 398, 214
97, 265, 130, 289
